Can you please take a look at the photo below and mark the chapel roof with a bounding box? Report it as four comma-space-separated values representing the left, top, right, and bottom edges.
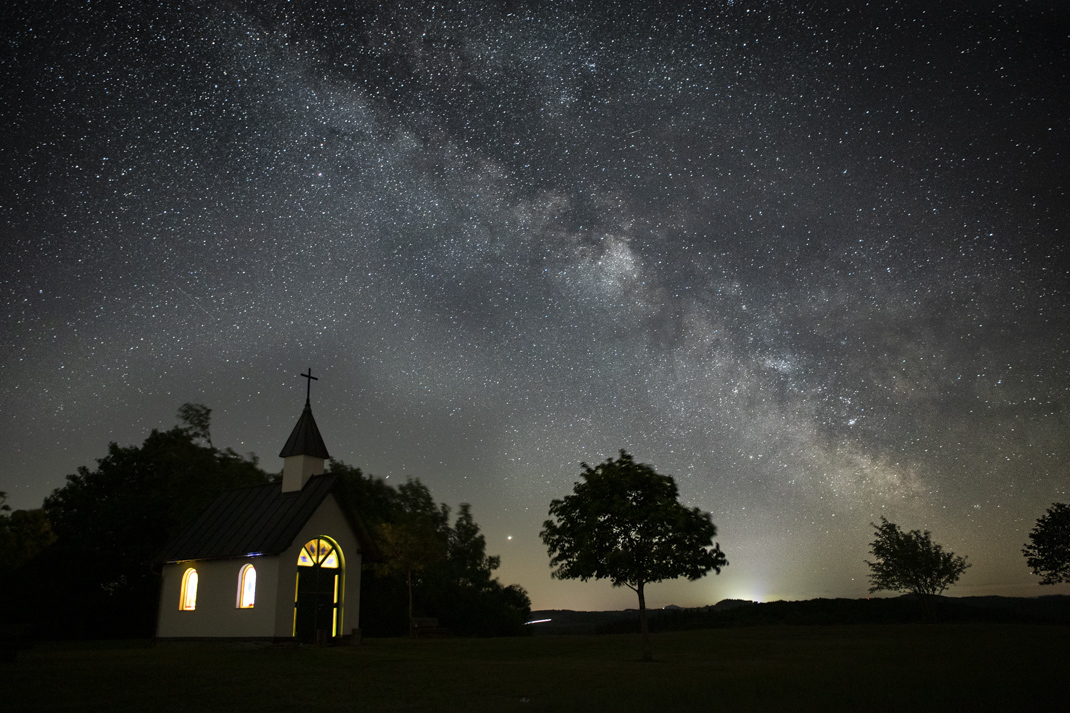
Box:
278, 400, 330, 459
155, 472, 378, 562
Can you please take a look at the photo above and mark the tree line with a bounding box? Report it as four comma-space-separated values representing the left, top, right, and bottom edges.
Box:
328, 459, 532, 637
0, 404, 530, 639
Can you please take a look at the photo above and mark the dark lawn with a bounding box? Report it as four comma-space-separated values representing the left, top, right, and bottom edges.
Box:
4, 625, 1067, 712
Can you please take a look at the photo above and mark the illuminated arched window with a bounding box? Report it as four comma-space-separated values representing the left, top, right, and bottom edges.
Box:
297, 538, 340, 568
237, 564, 256, 609
180, 568, 198, 611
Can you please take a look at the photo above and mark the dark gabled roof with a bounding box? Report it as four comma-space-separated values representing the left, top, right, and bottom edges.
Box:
279, 401, 330, 459
156, 472, 379, 562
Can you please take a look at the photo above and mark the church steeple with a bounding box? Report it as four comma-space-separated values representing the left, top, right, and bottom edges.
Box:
280, 369, 330, 492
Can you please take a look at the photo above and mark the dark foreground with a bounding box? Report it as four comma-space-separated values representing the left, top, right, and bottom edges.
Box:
4, 625, 1067, 712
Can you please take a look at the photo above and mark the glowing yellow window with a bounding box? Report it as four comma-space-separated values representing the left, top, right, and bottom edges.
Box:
180, 568, 198, 611
299, 538, 340, 568
237, 564, 256, 608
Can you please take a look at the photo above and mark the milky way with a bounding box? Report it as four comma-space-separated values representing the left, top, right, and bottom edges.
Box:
2, 1, 1067, 608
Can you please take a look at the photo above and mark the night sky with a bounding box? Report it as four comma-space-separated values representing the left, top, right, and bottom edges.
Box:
2, 1, 1068, 610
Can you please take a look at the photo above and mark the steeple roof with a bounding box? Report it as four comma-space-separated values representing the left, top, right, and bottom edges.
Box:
278, 400, 330, 459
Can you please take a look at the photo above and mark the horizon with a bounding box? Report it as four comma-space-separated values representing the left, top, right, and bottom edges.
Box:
8, 417, 1068, 609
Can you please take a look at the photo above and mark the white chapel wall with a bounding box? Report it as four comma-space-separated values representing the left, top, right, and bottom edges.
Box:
156, 555, 281, 638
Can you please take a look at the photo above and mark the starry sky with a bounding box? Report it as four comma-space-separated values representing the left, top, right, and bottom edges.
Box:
2, 1, 1068, 610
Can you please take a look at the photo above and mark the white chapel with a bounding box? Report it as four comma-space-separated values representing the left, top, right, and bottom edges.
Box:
155, 383, 376, 642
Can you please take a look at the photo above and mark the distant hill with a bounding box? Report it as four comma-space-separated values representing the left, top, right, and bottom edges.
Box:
527, 595, 1070, 635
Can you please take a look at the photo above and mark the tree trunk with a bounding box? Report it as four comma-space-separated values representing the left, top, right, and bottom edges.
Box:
407, 569, 415, 638
918, 590, 937, 623
637, 581, 652, 662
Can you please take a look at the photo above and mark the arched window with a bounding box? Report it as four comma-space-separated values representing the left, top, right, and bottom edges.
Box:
237, 564, 256, 609
180, 568, 198, 611
298, 538, 340, 569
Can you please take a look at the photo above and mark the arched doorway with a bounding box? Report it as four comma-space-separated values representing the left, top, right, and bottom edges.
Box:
294, 537, 344, 643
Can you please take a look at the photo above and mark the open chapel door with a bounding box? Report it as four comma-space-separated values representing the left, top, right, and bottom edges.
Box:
294, 537, 343, 643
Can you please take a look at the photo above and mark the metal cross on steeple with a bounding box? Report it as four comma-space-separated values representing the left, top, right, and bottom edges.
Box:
299, 367, 318, 404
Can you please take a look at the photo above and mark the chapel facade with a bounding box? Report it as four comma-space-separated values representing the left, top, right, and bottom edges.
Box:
155, 388, 375, 642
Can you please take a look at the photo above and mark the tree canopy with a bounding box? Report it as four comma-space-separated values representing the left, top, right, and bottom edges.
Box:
177, 402, 213, 447
30, 407, 270, 637
541, 451, 727, 660
0, 493, 55, 573
865, 517, 969, 618
1023, 503, 1070, 585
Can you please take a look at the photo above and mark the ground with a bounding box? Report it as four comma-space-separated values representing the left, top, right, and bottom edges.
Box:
4, 625, 1067, 712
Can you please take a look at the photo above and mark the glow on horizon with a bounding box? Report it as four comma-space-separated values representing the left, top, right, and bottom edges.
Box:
722, 588, 765, 604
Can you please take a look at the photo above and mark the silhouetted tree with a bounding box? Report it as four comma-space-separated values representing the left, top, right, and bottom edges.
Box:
0, 492, 56, 589
177, 402, 213, 447
32, 405, 269, 637
423, 503, 531, 636
0, 492, 10, 570
0, 502, 56, 641
866, 517, 969, 619
541, 451, 727, 660
328, 459, 403, 527
1023, 503, 1070, 585
373, 479, 450, 637
448, 504, 500, 589
0, 496, 55, 572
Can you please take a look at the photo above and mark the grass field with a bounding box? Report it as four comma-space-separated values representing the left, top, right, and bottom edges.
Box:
5, 625, 1068, 712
